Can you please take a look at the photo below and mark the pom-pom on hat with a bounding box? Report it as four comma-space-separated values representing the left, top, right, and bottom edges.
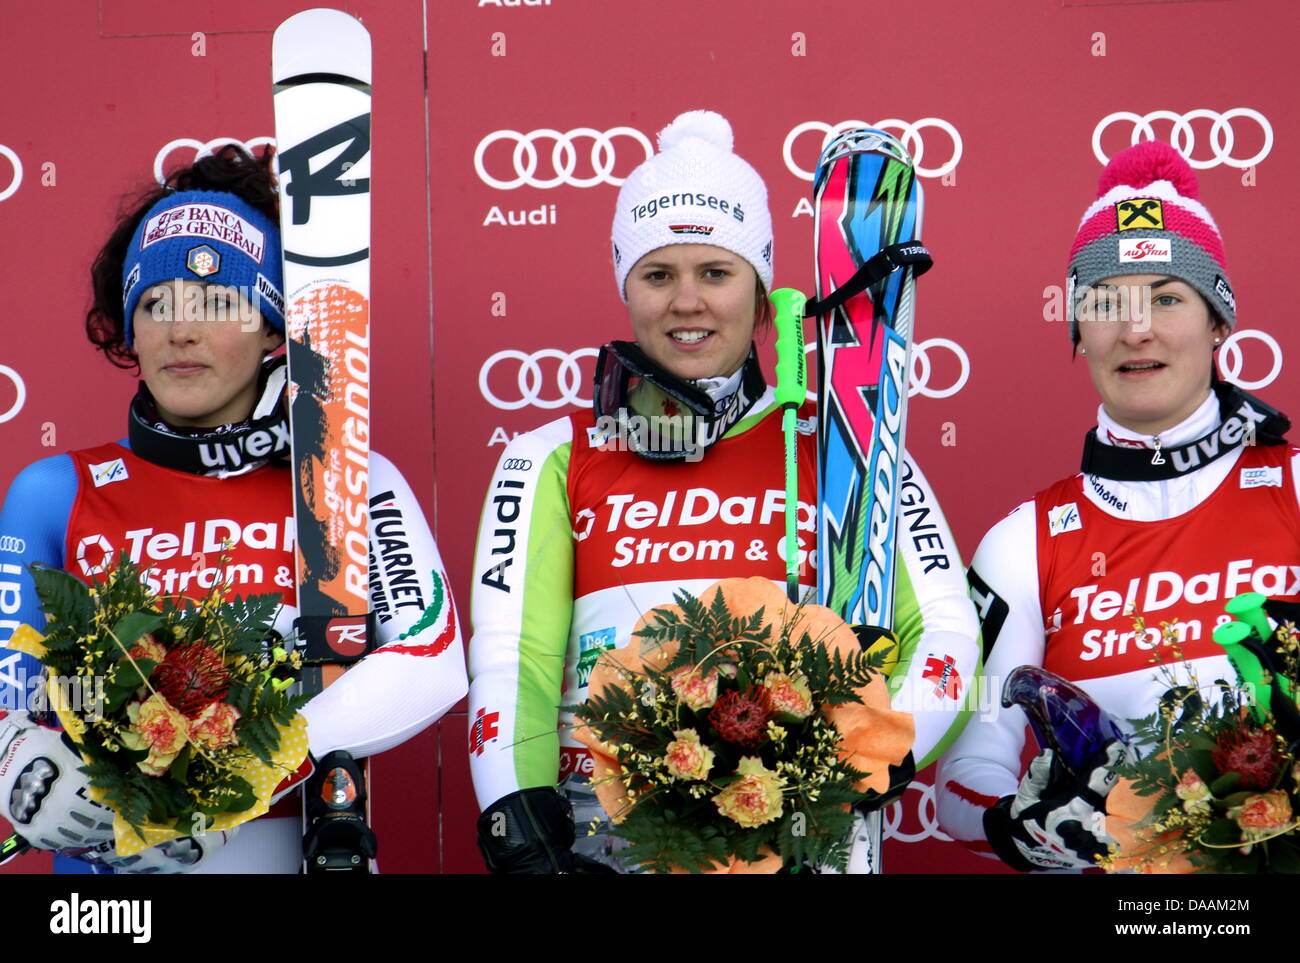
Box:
1066, 140, 1235, 342
611, 110, 773, 300
121, 190, 285, 345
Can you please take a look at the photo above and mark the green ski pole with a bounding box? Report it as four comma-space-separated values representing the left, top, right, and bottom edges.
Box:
771, 287, 808, 604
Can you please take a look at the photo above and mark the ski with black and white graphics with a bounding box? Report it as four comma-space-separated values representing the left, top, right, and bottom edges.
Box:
273, 6, 373, 688
811, 127, 931, 873
272, 6, 375, 871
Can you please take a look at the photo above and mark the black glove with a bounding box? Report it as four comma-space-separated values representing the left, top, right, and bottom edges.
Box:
477, 787, 617, 874
983, 741, 1130, 872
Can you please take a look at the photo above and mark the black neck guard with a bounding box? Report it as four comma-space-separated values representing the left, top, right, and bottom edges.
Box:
592, 342, 767, 462
1080, 381, 1291, 482
128, 356, 291, 476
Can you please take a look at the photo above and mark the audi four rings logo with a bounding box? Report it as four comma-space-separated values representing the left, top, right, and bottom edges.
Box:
0, 144, 21, 202
802, 337, 970, 402
1219, 329, 1283, 391
783, 119, 962, 181
153, 136, 276, 185
480, 348, 600, 410
0, 364, 26, 424
882, 780, 951, 844
910, 338, 970, 399
1092, 109, 1273, 170
474, 127, 655, 190
502, 458, 533, 471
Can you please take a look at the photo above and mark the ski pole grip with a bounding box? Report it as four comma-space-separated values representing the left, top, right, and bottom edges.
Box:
771, 288, 808, 409
1226, 592, 1273, 646
1212, 619, 1271, 722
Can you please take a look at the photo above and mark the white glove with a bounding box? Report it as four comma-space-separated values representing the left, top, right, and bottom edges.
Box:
0, 709, 115, 855
87, 825, 239, 874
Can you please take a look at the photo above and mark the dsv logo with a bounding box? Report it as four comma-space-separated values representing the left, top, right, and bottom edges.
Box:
784, 119, 962, 180
0, 364, 26, 423
473, 127, 654, 190
882, 780, 952, 844
1092, 109, 1272, 170
153, 136, 276, 184
479, 348, 599, 410
1218, 329, 1283, 391
0, 144, 21, 202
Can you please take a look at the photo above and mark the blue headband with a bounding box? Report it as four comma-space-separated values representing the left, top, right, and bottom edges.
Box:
121, 190, 285, 345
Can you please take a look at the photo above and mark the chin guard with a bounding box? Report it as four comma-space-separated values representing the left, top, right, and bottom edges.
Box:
592, 341, 766, 462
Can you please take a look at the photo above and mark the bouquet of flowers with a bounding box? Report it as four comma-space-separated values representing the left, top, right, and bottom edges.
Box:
1104, 595, 1300, 873
570, 577, 914, 873
9, 556, 310, 857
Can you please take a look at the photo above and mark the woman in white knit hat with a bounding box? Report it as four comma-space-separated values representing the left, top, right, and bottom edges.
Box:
467, 110, 979, 872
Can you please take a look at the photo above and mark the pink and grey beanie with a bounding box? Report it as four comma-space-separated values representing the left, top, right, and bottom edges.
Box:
611, 110, 773, 301
1067, 140, 1235, 342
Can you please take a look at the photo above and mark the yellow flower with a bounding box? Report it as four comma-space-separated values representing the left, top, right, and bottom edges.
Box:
190, 702, 241, 750
714, 757, 786, 828
121, 693, 189, 777
762, 671, 813, 722
671, 666, 719, 711
663, 729, 715, 781
127, 634, 167, 664
1173, 770, 1212, 815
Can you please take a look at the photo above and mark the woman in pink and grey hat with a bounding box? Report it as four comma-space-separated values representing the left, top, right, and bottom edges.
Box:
936, 141, 1300, 871
467, 110, 980, 873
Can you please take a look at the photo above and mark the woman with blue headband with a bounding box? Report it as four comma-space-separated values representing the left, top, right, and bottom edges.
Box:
0, 145, 466, 873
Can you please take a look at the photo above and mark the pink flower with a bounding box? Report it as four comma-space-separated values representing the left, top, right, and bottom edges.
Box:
713, 757, 786, 828
671, 666, 719, 711
1234, 790, 1291, 832
189, 701, 241, 750
1231, 790, 1292, 853
762, 671, 813, 722
663, 729, 715, 781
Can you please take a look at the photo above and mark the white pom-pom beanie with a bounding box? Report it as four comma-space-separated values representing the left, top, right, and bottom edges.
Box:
611, 109, 773, 301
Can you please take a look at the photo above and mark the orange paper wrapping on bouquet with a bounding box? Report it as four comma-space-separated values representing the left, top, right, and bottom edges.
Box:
1104, 778, 1197, 874
571, 577, 914, 874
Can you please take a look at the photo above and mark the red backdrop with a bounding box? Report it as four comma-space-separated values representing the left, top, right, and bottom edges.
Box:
1, 0, 1294, 873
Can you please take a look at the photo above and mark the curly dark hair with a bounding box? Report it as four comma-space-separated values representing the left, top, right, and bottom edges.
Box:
86, 144, 279, 370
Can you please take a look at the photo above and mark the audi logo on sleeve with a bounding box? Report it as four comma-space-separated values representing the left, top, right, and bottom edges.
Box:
1091, 109, 1273, 170
473, 127, 654, 189
479, 347, 599, 410
783, 119, 962, 180
0, 144, 21, 202
153, 136, 276, 185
